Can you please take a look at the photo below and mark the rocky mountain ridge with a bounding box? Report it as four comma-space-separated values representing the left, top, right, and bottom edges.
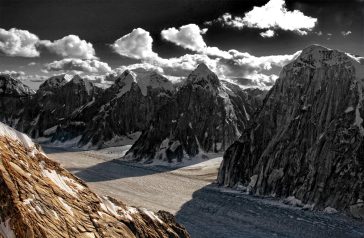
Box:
218, 45, 364, 217
0, 66, 264, 153
126, 63, 260, 163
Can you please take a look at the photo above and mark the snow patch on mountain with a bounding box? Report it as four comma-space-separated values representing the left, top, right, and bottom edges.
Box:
0, 219, 15, 238
136, 71, 174, 96
38, 74, 73, 91
0, 122, 35, 151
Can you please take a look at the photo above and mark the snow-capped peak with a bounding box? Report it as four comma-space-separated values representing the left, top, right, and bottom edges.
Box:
294, 44, 358, 68
39, 74, 73, 91
114, 70, 137, 88
187, 63, 221, 90
135, 71, 174, 96
113, 70, 137, 98
113, 70, 174, 97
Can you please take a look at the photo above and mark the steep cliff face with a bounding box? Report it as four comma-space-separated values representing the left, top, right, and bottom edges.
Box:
218, 45, 364, 217
126, 64, 260, 163
67, 70, 175, 148
0, 122, 190, 238
15, 75, 102, 139
0, 74, 35, 127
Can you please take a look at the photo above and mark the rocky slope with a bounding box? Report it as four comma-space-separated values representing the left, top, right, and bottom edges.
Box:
126, 64, 261, 163
13, 74, 102, 139
0, 74, 35, 128
0, 121, 190, 238
218, 45, 364, 217
62, 70, 175, 148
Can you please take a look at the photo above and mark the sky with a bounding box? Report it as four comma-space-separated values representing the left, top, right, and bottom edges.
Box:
0, 0, 363, 89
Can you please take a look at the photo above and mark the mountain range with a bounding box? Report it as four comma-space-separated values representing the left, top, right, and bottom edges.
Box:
0, 64, 265, 162
1, 44, 364, 218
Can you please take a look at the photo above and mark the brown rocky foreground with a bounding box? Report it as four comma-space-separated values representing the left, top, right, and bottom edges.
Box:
0, 122, 190, 238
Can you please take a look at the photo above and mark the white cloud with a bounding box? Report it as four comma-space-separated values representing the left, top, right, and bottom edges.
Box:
161, 24, 231, 58
227, 50, 301, 71
114, 63, 164, 75
161, 24, 208, 51
0, 70, 47, 83
40, 35, 96, 59
44, 58, 112, 74
28, 62, 37, 66
208, 0, 317, 36
0, 70, 25, 78
0, 28, 98, 59
260, 29, 275, 38
111, 28, 158, 60
112, 27, 300, 88
0, 28, 40, 57
341, 31, 352, 37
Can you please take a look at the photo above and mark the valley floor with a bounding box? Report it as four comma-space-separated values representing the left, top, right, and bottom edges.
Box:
44, 146, 364, 238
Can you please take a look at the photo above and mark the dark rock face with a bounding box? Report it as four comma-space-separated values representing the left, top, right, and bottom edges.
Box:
126, 64, 261, 162
15, 75, 102, 138
218, 45, 364, 217
65, 70, 176, 147
0, 74, 35, 127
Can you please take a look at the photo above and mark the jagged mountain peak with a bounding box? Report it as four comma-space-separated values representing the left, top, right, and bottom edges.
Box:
290, 44, 363, 69
0, 74, 35, 96
135, 70, 174, 96
69, 74, 84, 83
38, 74, 73, 92
114, 70, 137, 88
218, 46, 364, 217
112, 70, 174, 97
187, 63, 221, 89
67, 75, 96, 95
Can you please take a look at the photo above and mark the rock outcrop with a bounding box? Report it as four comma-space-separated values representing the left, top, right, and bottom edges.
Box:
10, 74, 102, 139
0, 74, 35, 128
126, 64, 260, 163
218, 45, 364, 217
0, 122, 190, 237
64, 70, 176, 148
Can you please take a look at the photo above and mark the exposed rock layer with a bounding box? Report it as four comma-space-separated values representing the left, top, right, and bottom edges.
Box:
0, 122, 190, 238
126, 64, 262, 162
218, 45, 364, 217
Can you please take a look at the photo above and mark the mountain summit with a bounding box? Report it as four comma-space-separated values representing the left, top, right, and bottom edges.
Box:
187, 63, 221, 91
218, 45, 364, 217
126, 64, 260, 163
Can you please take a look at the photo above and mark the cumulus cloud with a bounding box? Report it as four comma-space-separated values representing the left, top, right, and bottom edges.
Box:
111, 28, 158, 60
0, 70, 25, 78
161, 24, 231, 58
260, 29, 275, 38
0, 70, 47, 83
0, 28, 99, 59
341, 31, 352, 37
0, 28, 40, 57
114, 63, 164, 75
161, 24, 208, 51
40, 35, 96, 59
112, 27, 300, 88
207, 0, 317, 36
28, 62, 37, 66
44, 58, 112, 74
